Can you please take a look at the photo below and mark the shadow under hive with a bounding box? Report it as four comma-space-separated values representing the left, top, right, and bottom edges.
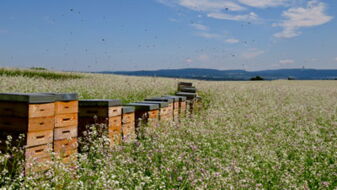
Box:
0, 93, 55, 174
137, 101, 170, 121
51, 93, 78, 164
121, 106, 136, 142
144, 97, 174, 121
78, 99, 122, 148
125, 103, 159, 136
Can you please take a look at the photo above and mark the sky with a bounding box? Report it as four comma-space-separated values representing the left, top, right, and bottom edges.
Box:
0, 0, 336, 71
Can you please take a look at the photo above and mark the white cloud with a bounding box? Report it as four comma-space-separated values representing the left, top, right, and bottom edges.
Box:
238, 0, 289, 8
208, 12, 258, 21
242, 49, 265, 59
225, 38, 240, 43
273, 0, 333, 38
185, 58, 193, 63
190, 23, 209, 31
335, 57, 337, 62
195, 32, 220, 39
279, 59, 295, 65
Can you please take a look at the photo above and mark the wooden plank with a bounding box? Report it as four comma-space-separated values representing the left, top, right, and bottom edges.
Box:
108, 116, 122, 129
122, 123, 136, 142
108, 128, 122, 145
55, 113, 78, 128
55, 101, 78, 114
25, 144, 52, 174
122, 113, 135, 124
108, 106, 122, 117
26, 130, 53, 147
0, 116, 54, 132
28, 103, 55, 118
54, 138, 78, 153
54, 126, 77, 140
148, 110, 159, 119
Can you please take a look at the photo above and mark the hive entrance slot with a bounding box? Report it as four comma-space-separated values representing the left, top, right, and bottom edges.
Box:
36, 135, 45, 139
35, 149, 44, 153
62, 130, 70, 134
63, 118, 71, 121
39, 109, 45, 111
39, 122, 44, 125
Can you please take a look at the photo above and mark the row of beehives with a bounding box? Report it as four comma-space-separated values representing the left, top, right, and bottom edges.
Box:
0, 82, 200, 174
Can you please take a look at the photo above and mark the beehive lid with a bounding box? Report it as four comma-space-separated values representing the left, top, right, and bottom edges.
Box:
38, 93, 78, 101
180, 87, 197, 93
161, 96, 180, 102
175, 92, 197, 100
79, 99, 122, 107
138, 101, 169, 108
144, 97, 174, 103
126, 103, 159, 111
178, 82, 193, 87
122, 106, 135, 114
163, 95, 187, 102
0, 93, 56, 103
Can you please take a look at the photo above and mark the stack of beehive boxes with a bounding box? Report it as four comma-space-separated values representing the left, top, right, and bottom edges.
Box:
176, 82, 199, 114
125, 103, 159, 131
137, 101, 170, 121
144, 97, 174, 121
52, 93, 78, 164
0, 93, 55, 173
78, 99, 122, 148
121, 106, 136, 142
163, 95, 187, 117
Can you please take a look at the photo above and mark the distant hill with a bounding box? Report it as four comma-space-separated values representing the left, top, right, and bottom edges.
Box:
98, 68, 337, 81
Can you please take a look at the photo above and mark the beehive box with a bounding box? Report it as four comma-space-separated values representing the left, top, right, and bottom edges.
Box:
125, 103, 159, 130
121, 106, 136, 142
180, 87, 197, 93
51, 93, 78, 163
0, 93, 56, 173
160, 96, 181, 121
177, 82, 193, 91
78, 99, 122, 147
175, 92, 198, 114
144, 97, 174, 120
137, 101, 170, 121
163, 95, 187, 117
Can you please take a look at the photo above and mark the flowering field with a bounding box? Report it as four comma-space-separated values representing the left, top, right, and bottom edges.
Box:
0, 70, 336, 189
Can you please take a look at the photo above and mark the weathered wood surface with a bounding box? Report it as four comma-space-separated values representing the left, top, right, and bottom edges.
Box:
54, 126, 77, 140
55, 113, 78, 128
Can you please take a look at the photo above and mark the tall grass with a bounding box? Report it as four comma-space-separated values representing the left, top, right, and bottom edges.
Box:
0, 71, 336, 189
0, 68, 83, 80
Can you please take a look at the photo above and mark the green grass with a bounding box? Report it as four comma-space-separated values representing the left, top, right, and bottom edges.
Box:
0, 70, 336, 189
0, 68, 83, 80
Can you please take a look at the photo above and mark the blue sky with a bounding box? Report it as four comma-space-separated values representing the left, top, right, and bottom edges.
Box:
0, 0, 336, 71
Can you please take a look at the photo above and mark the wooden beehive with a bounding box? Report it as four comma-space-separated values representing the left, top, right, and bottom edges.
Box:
175, 92, 197, 114
0, 93, 56, 173
144, 97, 174, 121
125, 103, 160, 131
160, 96, 180, 121
137, 101, 170, 121
78, 99, 122, 147
177, 82, 193, 91
121, 106, 136, 142
163, 95, 187, 117
51, 93, 78, 163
